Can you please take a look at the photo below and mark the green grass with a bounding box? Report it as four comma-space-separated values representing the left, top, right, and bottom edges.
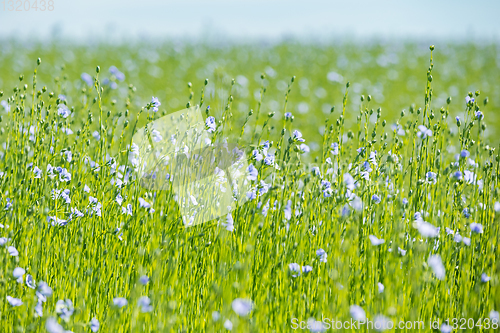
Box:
0, 40, 498, 332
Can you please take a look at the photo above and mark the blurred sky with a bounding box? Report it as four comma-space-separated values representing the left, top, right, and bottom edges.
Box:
0, 0, 499, 42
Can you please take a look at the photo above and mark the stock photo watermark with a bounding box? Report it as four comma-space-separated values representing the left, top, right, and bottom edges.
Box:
133, 105, 251, 227
291, 316, 499, 331
1, 0, 54, 11
132, 104, 341, 228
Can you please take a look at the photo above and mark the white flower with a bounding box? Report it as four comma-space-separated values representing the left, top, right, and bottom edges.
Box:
222, 213, 234, 232
13, 267, 25, 283
92, 130, 101, 141
8, 246, 19, 256
64, 150, 72, 162
55, 299, 74, 322
113, 297, 128, 308
151, 129, 162, 142
316, 248, 327, 263
35, 300, 43, 317
481, 273, 491, 283
48, 216, 68, 226
470, 223, 483, 234
137, 296, 153, 313
6, 296, 23, 307
224, 319, 233, 330
331, 142, 339, 155
71, 207, 84, 218
378, 282, 385, 293
373, 315, 391, 332
205, 116, 216, 133
38, 281, 53, 297
26, 274, 36, 289
46, 317, 65, 333
428, 254, 445, 280
122, 204, 133, 216
90, 317, 100, 332
417, 125, 432, 139
292, 130, 305, 142
139, 197, 151, 208
302, 265, 313, 274
284, 200, 292, 221
1, 100, 11, 112
33, 166, 42, 178
307, 318, 327, 332
116, 194, 123, 205
489, 310, 499, 322
246, 164, 258, 181
349, 305, 366, 321
441, 324, 452, 333
289, 263, 301, 277
415, 220, 439, 238
232, 298, 253, 316
61, 127, 73, 135
343, 173, 355, 191
369, 235, 385, 246
57, 104, 71, 118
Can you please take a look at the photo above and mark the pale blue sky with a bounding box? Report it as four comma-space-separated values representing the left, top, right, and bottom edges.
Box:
0, 0, 499, 41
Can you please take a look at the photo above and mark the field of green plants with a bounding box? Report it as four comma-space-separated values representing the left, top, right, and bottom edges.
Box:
0, 40, 499, 332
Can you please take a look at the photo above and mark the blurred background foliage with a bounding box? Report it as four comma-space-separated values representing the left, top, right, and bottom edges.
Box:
0, 41, 499, 156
